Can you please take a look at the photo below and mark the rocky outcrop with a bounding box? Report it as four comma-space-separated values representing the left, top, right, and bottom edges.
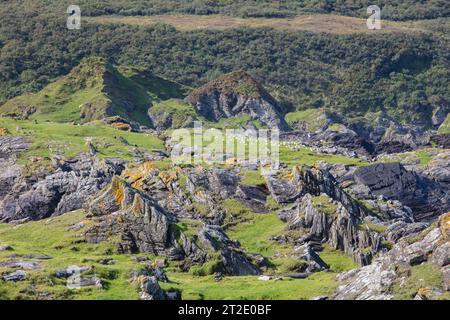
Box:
353, 162, 449, 221
333, 212, 449, 300
185, 71, 289, 131
0, 155, 125, 222
85, 177, 207, 263
279, 193, 383, 265
199, 225, 260, 276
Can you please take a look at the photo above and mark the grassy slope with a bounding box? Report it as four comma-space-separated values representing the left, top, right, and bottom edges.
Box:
0, 211, 143, 300
0, 58, 189, 128
285, 108, 329, 132
0, 118, 164, 161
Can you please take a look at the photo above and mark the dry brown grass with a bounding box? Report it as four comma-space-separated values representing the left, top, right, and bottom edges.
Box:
87, 14, 429, 34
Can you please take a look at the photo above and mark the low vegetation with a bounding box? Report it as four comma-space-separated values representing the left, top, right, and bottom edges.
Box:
0, 118, 164, 161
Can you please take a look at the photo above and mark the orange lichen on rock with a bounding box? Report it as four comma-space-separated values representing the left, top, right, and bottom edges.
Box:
111, 122, 132, 131
0, 127, 10, 136
439, 212, 450, 240
111, 178, 125, 205
417, 287, 431, 299
158, 170, 179, 185
123, 161, 156, 189
131, 194, 145, 216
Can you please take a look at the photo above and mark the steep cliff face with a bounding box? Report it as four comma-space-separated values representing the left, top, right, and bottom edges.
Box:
185, 71, 289, 131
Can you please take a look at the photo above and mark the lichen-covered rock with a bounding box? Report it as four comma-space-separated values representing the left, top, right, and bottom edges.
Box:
0, 154, 125, 222
85, 177, 206, 262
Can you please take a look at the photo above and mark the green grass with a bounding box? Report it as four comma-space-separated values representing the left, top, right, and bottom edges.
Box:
320, 245, 359, 272
240, 170, 266, 186
209, 115, 266, 130
160, 271, 338, 300
279, 145, 368, 168
285, 108, 328, 132
0, 211, 145, 300
311, 195, 338, 216
438, 114, 450, 134
358, 221, 387, 234
0, 209, 339, 300
416, 150, 433, 165
392, 263, 445, 300
0, 118, 164, 161
149, 99, 199, 129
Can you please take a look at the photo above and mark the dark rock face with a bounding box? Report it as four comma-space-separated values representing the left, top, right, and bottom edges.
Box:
430, 134, 450, 149
235, 185, 268, 213
280, 129, 374, 159
185, 71, 289, 131
354, 163, 417, 200
353, 162, 449, 221
0, 155, 125, 222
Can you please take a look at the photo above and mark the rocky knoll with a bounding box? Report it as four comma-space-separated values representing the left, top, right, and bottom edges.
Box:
185, 71, 289, 131
333, 212, 449, 300
0, 153, 125, 222
84, 167, 260, 276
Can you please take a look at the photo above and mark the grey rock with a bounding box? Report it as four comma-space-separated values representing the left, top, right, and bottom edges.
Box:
67, 276, 102, 288
139, 276, 167, 300
185, 71, 289, 131
0, 260, 41, 270
0, 155, 125, 222
2, 270, 27, 282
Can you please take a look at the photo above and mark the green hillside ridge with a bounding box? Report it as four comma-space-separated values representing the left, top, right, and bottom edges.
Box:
0, 57, 188, 128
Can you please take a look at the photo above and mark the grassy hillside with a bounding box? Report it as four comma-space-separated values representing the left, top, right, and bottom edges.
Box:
0, 57, 189, 127
0, 118, 164, 161
0, 3, 448, 128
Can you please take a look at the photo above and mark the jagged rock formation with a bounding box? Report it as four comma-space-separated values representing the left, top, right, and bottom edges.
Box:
85, 177, 206, 262
272, 166, 386, 265
83, 164, 263, 276
0, 153, 125, 222
333, 212, 449, 300
199, 225, 260, 276
185, 71, 289, 131
352, 162, 449, 221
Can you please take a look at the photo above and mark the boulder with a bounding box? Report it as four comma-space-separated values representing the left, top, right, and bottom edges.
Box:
2, 270, 27, 282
